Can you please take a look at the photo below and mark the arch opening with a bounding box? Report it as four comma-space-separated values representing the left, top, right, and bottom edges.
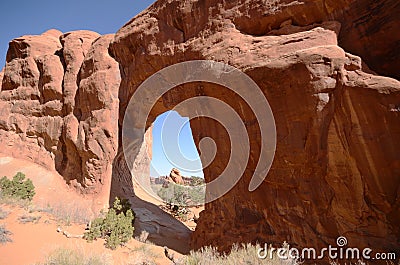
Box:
149, 110, 206, 207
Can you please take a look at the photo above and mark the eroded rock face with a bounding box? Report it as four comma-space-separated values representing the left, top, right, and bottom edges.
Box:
337, 0, 400, 79
0, 33, 189, 252
0, 29, 120, 198
109, 0, 400, 254
0, 29, 65, 171
169, 168, 184, 185
0, 0, 399, 256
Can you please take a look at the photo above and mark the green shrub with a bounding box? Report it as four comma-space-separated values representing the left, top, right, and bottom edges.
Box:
190, 176, 205, 186
157, 182, 205, 206
0, 172, 35, 201
112, 196, 132, 215
84, 197, 135, 250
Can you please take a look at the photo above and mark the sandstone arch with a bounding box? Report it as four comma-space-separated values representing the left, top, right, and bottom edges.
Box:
0, 0, 399, 256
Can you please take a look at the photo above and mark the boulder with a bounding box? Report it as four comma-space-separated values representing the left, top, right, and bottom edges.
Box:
169, 168, 184, 185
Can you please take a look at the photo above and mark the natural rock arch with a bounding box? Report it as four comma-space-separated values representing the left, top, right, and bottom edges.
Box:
0, 0, 399, 256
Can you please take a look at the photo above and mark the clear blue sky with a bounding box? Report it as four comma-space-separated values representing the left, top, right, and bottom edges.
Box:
0, 0, 204, 178
0, 0, 156, 67
150, 111, 204, 178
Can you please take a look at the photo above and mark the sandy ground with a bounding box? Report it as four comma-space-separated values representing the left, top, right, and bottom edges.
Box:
0, 155, 102, 219
0, 204, 180, 264
0, 154, 191, 264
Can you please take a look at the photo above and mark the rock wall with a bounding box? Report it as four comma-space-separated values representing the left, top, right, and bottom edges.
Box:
337, 0, 400, 79
0, 27, 189, 253
0, 0, 399, 256
0, 29, 121, 198
109, 0, 400, 253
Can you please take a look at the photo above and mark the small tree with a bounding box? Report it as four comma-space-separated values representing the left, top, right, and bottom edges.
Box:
84, 197, 135, 250
112, 197, 131, 215
0, 172, 35, 201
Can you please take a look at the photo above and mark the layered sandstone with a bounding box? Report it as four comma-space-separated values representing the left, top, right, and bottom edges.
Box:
0, 28, 190, 253
0, 29, 119, 195
0, 0, 399, 256
109, 0, 400, 254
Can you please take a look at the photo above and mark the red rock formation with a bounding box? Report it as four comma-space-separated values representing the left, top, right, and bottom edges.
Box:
337, 0, 400, 79
0, 29, 119, 196
169, 168, 184, 185
0, 29, 65, 172
0, 0, 399, 257
0, 28, 191, 253
109, 0, 400, 254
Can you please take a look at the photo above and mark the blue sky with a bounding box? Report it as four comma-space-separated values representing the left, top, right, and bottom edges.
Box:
0, 0, 156, 67
0, 0, 203, 178
150, 111, 204, 177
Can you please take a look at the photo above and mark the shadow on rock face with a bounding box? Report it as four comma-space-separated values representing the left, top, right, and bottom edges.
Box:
109, 151, 192, 255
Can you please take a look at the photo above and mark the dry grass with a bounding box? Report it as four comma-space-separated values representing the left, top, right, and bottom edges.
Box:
135, 230, 150, 243
35, 247, 113, 265
177, 243, 299, 265
35, 202, 92, 225
18, 214, 41, 224
0, 194, 32, 209
124, 244, 161, 265
0, 207, 9, 219
1, 193, 91, 225
178, 243, 399, 265
0, 224, 12, 244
